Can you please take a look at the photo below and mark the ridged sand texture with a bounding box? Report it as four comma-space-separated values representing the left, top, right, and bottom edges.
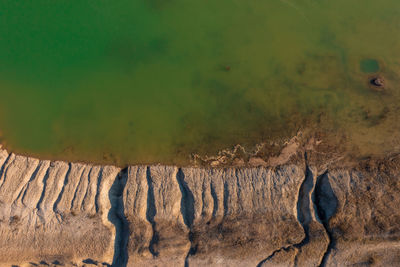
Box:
0, 147, 399, 267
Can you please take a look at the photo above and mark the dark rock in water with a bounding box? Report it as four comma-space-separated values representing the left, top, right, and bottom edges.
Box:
370, 76, 384, 87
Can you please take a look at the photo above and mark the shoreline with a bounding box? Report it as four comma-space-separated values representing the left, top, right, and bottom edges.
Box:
1, 131, 397, 171
0, 133, 374, 170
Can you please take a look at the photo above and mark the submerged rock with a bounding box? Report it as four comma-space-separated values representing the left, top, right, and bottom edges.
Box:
370, 76, 385, 87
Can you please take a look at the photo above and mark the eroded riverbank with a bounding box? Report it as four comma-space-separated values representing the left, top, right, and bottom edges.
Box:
1, 144, 400, 266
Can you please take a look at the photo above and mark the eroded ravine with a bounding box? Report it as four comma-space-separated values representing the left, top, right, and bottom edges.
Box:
312, 171, 338, 267
257, 153, 321, 267
108, 168, 129, 267
145, 166, 159, 258
176, 168, 196, 267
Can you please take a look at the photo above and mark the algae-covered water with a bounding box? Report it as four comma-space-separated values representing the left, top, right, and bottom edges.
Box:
0, 0, 400, 165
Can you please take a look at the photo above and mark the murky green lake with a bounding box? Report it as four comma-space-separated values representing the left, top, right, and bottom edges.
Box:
0, 0, 399, 165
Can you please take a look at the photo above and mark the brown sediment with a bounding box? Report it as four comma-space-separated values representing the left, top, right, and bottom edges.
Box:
0, 123, 392, 170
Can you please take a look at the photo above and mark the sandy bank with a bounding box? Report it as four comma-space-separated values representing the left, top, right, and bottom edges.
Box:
0, 146, 399, 266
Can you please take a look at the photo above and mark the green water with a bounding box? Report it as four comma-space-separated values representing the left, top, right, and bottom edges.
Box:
360, 59, 380, 73
0, 0, 399, 165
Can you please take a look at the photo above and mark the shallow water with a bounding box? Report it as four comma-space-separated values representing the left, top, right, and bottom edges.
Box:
0, 0, 399, 165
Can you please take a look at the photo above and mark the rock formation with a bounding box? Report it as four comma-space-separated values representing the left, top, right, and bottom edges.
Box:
0, 147, 399, 267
